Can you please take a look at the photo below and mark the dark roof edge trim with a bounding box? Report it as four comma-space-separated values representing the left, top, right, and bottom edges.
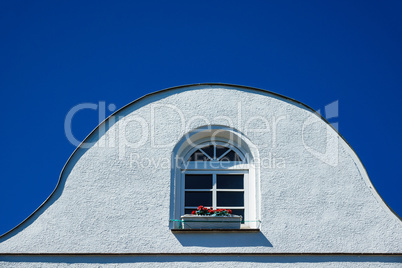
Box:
0, 252, 401, 256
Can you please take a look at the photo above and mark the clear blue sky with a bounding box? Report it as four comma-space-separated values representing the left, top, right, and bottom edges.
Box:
0, 1, 401, 236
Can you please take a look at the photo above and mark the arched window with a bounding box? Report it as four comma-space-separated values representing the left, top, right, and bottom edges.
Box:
187, 143, 243, 162
183, 142, 247, 221
172, 126, 260, 229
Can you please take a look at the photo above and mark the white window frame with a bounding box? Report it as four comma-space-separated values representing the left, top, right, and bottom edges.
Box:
171, 126, 260, 229
180, 141, 252, 228
182, 170, 249, 221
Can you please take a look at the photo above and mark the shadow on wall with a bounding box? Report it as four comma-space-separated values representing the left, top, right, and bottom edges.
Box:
173, 232, 273, 247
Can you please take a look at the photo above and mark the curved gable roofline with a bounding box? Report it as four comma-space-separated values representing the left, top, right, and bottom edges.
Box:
0, 83, 400, 241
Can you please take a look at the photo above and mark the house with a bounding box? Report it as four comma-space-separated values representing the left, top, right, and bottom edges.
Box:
0, 83, 401, 266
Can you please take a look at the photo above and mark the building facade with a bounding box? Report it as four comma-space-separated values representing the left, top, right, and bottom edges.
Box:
0, 84, 401, 267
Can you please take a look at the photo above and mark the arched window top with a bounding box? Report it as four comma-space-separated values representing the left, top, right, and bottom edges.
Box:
187, 142, 244, 162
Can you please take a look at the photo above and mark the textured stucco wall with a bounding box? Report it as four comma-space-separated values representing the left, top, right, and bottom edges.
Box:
0, 85, 401, 262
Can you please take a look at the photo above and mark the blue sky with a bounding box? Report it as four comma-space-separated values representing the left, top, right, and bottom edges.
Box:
0, 1, 401, 236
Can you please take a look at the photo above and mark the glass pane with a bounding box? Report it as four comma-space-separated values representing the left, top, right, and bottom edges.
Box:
215, 145, 230, 159
217, 192, 244, 206
185, 191, 212, 207
185, 209, 196, 215
201, 145, 214, 159
188, 150, 210, 161
220, 150, 242, 161
185, 174, 212, 189
217, 174, 244, 189
230, 209, 245, 223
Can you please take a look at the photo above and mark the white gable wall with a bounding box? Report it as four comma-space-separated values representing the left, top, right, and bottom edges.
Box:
0, 85, 400, 264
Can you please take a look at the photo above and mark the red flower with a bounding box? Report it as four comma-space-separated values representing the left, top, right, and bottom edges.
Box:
191, 211, 196, 215
208, 210, 213, 213
197, 205, 204, 210
227, 209, 232, 214
203, 207, 208, 211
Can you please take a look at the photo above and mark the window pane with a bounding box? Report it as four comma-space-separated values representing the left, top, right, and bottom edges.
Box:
201, 145, 214, 159
220, 150, 242, 161
217, 174, 244, 189
188, 150, 210, 161
217, 192, 244, 206
185, 191, 212, 207
230, 209, 245, 223
215, 145, 230, 159
185, 174, 212, 189
185, 209, 196, 215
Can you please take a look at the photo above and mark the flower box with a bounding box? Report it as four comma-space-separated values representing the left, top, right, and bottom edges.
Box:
180, 215, 242, 229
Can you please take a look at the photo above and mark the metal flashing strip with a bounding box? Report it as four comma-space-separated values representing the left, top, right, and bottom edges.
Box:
0, 252, 401, 256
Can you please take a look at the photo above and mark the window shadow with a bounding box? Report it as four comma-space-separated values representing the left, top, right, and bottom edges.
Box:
173, 231, 273, 247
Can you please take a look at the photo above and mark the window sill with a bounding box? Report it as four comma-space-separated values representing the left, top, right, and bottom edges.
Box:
171, 228, 260, 233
